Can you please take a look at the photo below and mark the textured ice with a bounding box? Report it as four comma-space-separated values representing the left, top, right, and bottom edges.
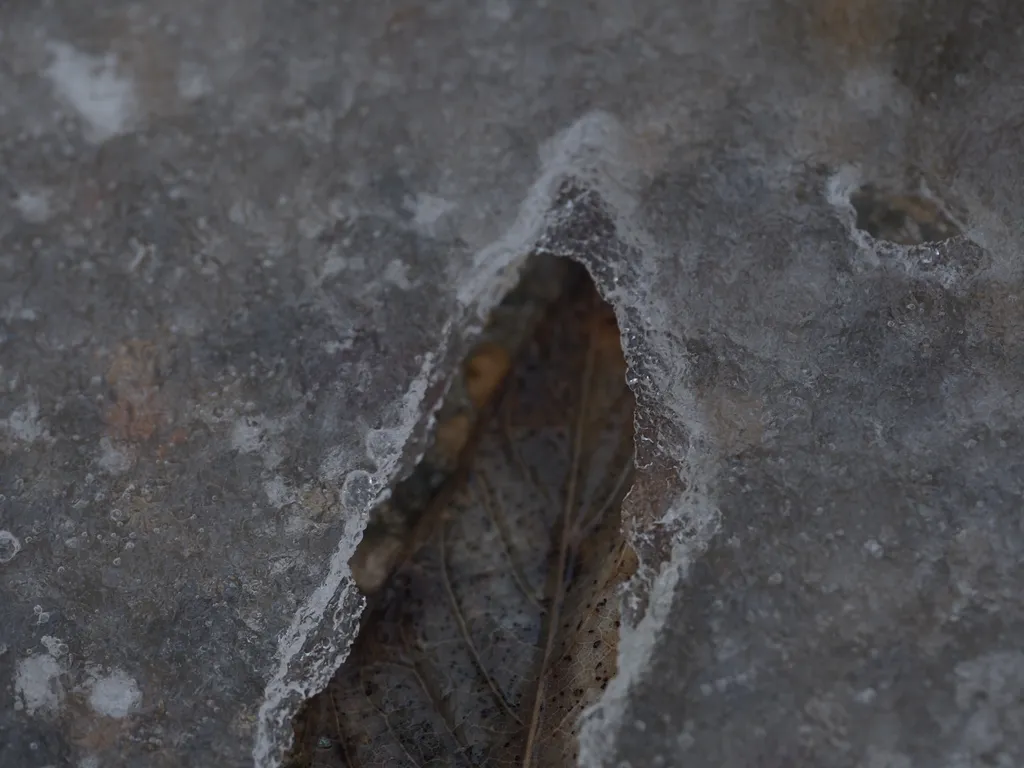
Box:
2, 1, 1024, 766
44, 42, 138, 144
85, 669, 142, 719
0, 531, 22, 564
13, 654, 63, 716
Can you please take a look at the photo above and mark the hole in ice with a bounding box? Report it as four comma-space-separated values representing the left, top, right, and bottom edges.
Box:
850, 183, 961, 246
288, 257, 638, 768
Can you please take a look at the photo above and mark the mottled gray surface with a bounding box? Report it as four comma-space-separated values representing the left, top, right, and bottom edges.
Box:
2, 1, 1024, 767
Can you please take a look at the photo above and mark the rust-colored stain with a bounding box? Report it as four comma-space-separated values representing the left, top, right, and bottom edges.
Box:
67, 700, 132, 754
433, 411, 473, 464
810, 0, 895, 64
588, 302, 625, 360
708, 386, 766, 457
385, 5, 425, 34
464, 342, 512, 409
104, 340, 166, 443
155, 426, 190, 460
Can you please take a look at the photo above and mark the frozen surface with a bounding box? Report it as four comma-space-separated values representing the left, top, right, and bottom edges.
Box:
2, 1, 1024, 766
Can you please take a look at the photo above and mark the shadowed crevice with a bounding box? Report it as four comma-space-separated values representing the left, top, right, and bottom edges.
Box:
288, 259, 637, 768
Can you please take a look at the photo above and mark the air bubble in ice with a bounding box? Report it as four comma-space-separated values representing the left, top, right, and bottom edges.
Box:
365, 428, 400, 464
340, 470, 377, 512
0, 531, 21, 563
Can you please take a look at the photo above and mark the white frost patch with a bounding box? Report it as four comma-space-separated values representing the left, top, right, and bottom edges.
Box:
1, 401, 50, 443
284, 515, 312, 536
177, 61, 212, 101
45, 42, 138, 144
322, 338, 354, 355
383, 259, 413, 290
406, 193, 456, 235
14, 654, 64, 715
320, 251, 350, 280
825, 165, 863, 212
96, 437, 133, 475
0, 530, 22, 564
318, 446, 348, 484
232, 416, 290, 503
86, 669, 142, 718
264, 476, 295, 509
12, 190, 52, 224
231, 417, 268, 454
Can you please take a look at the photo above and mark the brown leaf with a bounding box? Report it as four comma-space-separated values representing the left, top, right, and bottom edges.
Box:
294, 264, 636, 768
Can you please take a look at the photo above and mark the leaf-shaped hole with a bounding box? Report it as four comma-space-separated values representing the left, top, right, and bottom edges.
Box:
289, 259, 637, 768
850, 183, 961, 245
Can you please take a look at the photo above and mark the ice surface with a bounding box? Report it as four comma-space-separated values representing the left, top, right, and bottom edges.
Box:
2, 1, 1024, 766
85, 669, 142, 719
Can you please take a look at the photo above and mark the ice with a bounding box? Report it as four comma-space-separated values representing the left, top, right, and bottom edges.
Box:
85, 669, 142, 719
0, 531, 22, 564
44, 42, 138, 144
2, 1, 1023, 766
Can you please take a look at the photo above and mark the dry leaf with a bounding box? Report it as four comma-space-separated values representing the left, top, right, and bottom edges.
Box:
294, 267, 636, 768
